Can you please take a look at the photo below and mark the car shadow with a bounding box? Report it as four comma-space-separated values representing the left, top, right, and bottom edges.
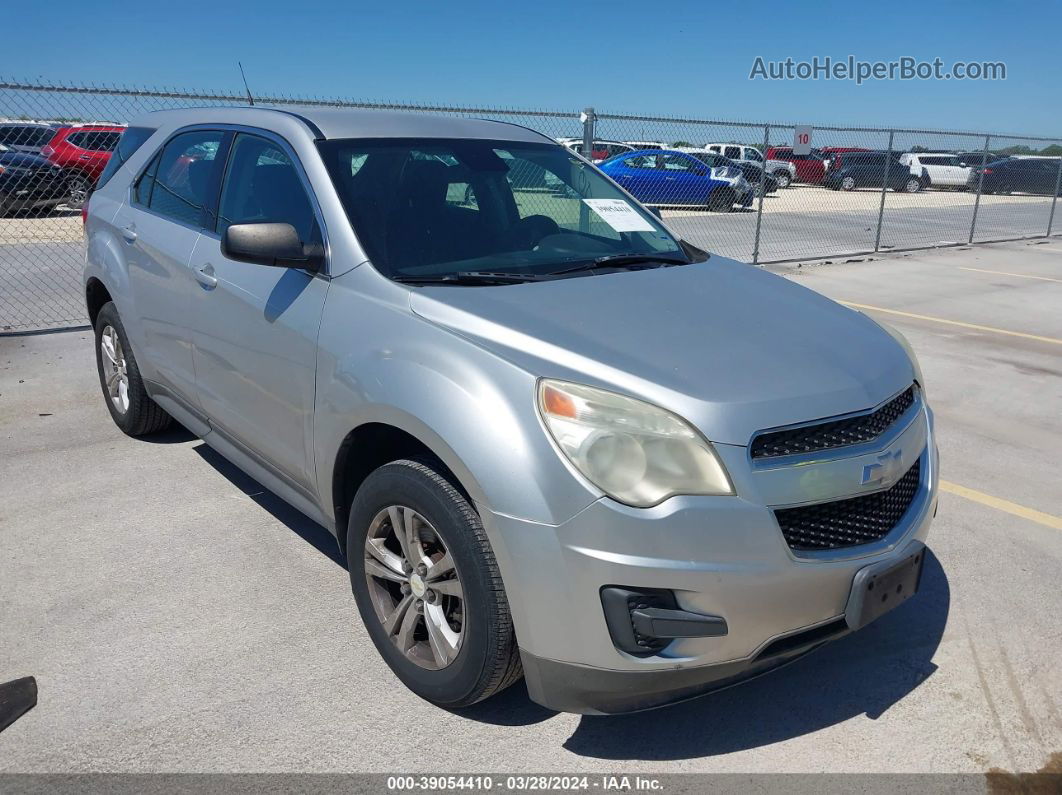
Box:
560, 549, 949, 760
191, 442, 346, 568
140, 423, 198, 444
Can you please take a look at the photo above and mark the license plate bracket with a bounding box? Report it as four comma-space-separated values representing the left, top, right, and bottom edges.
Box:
844, 542, 925, 631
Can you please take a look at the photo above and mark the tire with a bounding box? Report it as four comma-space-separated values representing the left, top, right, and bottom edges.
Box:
347, 458, 522, 709
773, 170, 792, 189
94, 302, 172, 437
66, 173, 93, 210
903, 177, 922, 193
707, 187, 735, 212
840, 176, 856, 191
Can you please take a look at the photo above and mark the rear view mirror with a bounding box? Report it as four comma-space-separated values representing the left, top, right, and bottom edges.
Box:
222, 223, 322, 271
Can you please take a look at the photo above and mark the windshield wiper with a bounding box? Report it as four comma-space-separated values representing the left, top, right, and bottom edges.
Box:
392, 271, 550, 286
546, 253, 691, 277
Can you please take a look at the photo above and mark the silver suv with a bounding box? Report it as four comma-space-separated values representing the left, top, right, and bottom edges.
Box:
84, 107, 937, 714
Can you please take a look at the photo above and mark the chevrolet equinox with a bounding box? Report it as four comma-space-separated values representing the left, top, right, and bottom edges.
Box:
83, 107, 937, 714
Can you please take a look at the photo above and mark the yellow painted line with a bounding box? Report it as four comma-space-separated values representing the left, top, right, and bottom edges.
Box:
940, 480, 1062, 531
957, 266, 1062, 283
841, 301, 1062, 346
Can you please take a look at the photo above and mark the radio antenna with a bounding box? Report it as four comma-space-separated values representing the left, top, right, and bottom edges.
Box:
238, 61, 255, 106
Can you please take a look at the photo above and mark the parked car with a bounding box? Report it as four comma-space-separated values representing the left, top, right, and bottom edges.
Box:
0, 122, 60, 154
956, 152, 1008, 168
599, 149, 753, 210
42, 124, 125, 208
969, 158, 1062, 195
823, 151, 924, 192
85, 107, 936, 715
557, 138, 635, 163
0, 143, 70, 215
765, 146, 831, 184
898, 153, 971, 190
679, 148, 777, 194
623, 140, 666, 150
704, 143, 796, 188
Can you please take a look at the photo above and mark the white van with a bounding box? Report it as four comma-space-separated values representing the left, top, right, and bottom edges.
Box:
898, 153, 971, 189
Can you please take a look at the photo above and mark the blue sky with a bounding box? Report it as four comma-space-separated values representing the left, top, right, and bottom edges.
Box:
7, 0, 1061, 136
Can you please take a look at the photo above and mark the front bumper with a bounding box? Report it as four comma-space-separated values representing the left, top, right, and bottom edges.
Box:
479, 403, 937, 714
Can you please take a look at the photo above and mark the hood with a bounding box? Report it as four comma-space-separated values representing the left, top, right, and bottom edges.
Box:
409, 259, 915, 447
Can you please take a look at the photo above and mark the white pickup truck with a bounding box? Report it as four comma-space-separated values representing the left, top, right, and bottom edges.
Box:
705, 143, 796, 188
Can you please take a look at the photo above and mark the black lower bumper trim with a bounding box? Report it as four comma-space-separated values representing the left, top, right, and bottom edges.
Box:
521, 633, 840, 715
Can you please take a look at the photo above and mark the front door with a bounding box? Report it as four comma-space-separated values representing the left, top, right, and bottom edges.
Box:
188, 131, 329, 496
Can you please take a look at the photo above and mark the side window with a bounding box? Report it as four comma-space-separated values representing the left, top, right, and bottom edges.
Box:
96, 126, 157, 190
724, 146, 742, 159
148, 130, 224, 227
65, 132, 87, 149
133, 153, 160, 206
621, 154, 658, 169
217, 133, 318, 245
660, 154, 699, 172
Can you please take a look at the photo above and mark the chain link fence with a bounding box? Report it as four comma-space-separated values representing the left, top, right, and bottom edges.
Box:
2, 79, 1061, 333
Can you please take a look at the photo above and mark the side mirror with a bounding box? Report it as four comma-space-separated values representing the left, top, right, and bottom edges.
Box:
647, 206, 663, 219
221, 222, 322, 271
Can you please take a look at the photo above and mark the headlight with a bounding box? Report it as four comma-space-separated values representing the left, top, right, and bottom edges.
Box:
537, 380, 734, 507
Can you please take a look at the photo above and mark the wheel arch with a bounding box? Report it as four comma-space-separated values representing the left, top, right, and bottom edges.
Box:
330, 419, 480, 557
85, 276, 112, 328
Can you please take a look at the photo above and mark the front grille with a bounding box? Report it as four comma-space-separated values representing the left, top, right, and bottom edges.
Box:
751, 386, 916, 460
774, 457, 921, 551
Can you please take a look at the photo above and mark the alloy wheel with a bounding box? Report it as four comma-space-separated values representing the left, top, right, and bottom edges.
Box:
363, 505, 465, 670
99, 325, 130, 414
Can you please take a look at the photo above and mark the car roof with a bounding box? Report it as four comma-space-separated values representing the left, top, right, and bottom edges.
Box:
906, 152, 960, 157
127, 106, 552, 144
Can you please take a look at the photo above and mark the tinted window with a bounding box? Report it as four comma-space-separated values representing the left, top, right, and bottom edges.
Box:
66, 131, 121, 151
746, 149, 764, 162
0, 125, 55, 148
134, 153, 160, 206
96, 126, 157, 190
686, 152, 726, 168
217, 133, 318, 244
147, 130, 223, 226
724, 146, 742, 159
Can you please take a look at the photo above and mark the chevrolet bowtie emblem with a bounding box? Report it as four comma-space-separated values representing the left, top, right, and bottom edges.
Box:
861, 449, 904, 486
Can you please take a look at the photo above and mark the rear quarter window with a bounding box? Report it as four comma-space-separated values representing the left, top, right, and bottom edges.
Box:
95, 127, 158, 190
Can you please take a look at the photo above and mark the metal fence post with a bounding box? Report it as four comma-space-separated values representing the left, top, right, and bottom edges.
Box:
874, 129, 894, 252
968, 134, 991, 244
581, 107, 596, 159
751, 124, 770, 265
1047, 154, 1062, 237
579, 107, 596, 233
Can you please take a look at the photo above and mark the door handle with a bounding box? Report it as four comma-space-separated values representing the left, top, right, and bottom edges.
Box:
195, 263, 218, 289
79, 154, 92, 160
121, 225, 137, 243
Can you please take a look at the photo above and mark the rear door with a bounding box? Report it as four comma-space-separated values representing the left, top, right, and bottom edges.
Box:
188, 131, 330, 495
659, 152, 709, 205
111, 128, 224, 405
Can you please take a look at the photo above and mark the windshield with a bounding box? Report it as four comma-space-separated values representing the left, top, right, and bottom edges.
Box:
317, 137, 686, 280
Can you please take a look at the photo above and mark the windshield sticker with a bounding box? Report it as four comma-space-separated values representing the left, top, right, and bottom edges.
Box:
582, 199, 657, 232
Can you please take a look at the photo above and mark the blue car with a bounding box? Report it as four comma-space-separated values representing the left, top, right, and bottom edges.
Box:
598, 149, 753, 212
